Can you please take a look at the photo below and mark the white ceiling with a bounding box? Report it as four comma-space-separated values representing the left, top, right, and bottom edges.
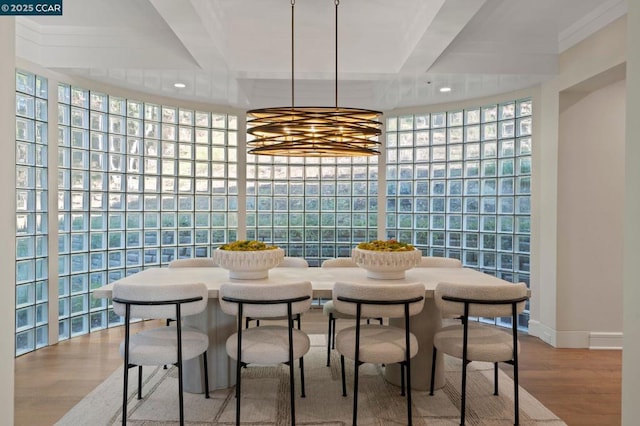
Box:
15, 0, 626, 111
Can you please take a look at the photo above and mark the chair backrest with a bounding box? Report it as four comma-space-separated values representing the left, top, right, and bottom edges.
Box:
418, 256, 462, 268
112, 282, 208, 319
278, 257, 309, 268
219, 281, 313, 319
321, 257, 357, 268
168, 257, 217, 268
332, 282, 425, 319
434, 282, 528, 318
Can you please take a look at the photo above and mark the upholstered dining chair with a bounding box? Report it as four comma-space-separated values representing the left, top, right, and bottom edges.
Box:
112, 282, 210, 426
219, 281, 313, 426
418, 256, 462, 268
321, 257, 357, 268
168, 257, 217, 268
429, 282, 529, 425
332, 281, 425, 426
166, 257, 216, 327
320, 258, 383, 367
278, 256, 310, 268
245, 257, 308, 329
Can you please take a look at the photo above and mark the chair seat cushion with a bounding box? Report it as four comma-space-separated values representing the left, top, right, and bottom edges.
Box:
434, 323, 519, 362
335, 325, 419, 365
226, 326, 310, 364
120, 325, 209, 365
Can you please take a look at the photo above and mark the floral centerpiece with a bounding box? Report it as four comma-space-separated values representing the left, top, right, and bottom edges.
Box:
352, 239, 421, 279
213, 240, 284, 279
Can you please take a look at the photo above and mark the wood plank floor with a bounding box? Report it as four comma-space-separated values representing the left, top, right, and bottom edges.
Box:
14, 308, 621, 425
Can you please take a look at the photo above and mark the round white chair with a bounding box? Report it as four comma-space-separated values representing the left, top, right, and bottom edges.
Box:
219, 281, 313, 426
333, 281, 425, 426
165, 257, 217, 327
112, 282, 210, 426
246, 257, 308, 328
321, 257, 357, 268
430, 282, 529, 425
168, 257, 217, 268
321, 258, 382, 367
278, 256, 309, 267
418, 256, 462, 268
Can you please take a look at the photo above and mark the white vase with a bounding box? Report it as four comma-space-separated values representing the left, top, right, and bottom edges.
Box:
213, 247, 285, 279
351, 247, 421, 279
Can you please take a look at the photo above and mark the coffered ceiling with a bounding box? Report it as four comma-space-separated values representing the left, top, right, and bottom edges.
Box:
15, 0, 626, 111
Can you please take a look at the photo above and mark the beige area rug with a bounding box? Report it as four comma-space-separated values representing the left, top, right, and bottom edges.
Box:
56, 335, 566, 426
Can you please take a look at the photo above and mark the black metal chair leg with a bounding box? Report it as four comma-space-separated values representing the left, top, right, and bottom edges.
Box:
177, 362, 184, 426
400, 362, 406, 396
494, 362, 499, 395
164, 318, 172, 370
289, 357, 296, 426
122, 365, 129, 425
514, 359, 520, 426
352, 360, 360, 426
235, 324, 242, 425
300, 356, 306, 397
340, 354, 347, 396
429, 346, 437, 395
461, 360, 468, 425
331, 318, 336, 349
406, 358, 413, 426
137, 366, 142, 400
326, 313, 333, 366
203, 351, 210, 398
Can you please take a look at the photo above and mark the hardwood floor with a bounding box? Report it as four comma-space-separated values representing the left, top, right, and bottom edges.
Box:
14, 308, 621, 425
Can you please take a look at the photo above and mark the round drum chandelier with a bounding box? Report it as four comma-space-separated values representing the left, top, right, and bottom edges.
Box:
246, 0, 382, 157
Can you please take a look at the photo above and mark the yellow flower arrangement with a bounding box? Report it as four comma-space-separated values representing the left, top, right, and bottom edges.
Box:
219, 240, 278, 251
356, 239, 415, 252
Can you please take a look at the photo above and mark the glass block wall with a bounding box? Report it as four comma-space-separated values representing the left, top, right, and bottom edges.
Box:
246, 156, 379, 266
15, 70, 49, 356
55, 83, 238, 342
385, 99, 532, 327
14, 70, 532, 353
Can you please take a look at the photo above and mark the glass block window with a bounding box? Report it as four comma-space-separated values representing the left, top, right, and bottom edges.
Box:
56, 83, 238, 341
15, 70, 49, 355
385, 98, 532, 326
246, 156, 379, 266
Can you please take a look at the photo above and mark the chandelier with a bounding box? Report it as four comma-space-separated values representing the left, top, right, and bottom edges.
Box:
246, 0, 382, 157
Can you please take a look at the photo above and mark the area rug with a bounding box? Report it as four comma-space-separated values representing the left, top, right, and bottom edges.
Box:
56, 335, 566, 425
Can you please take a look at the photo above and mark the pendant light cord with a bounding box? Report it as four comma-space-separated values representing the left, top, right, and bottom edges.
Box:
291, 0, 295, 110
292, 0, 339, 110
335, 0, 339, 109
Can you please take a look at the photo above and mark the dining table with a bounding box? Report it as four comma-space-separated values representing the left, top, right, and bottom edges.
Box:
93, 265, 521, 393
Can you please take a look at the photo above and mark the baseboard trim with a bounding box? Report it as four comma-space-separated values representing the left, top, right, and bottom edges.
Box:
527, 320, 556, 346
528, 321, 623, 349
589, 332, 623, 350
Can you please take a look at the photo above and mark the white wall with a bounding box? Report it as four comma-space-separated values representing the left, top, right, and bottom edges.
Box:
0, 17, 16, 425
622, 1, 640, 424
557, 80, 625, 343
529, 16, 628, 349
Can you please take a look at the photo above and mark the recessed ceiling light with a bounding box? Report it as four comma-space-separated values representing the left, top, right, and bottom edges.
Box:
439, 87, 451, 93
174, 83, 186, 89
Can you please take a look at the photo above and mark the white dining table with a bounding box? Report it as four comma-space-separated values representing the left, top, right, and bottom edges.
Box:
94, 266, 518, 393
